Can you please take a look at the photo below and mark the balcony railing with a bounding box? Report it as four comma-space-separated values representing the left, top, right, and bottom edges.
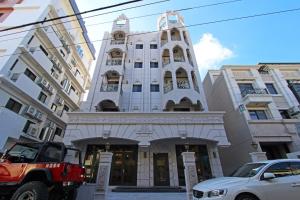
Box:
100, 84, 119, 92
164, 84, 173, 93
162, 58, 170, 67
241, 88, 268, 97
60, 38, 71, 54
111, 40, 125, 45
106, 59, 122, 66
171, 36, 181, 41
177, 80, 190, 89
174, 56, 185, 62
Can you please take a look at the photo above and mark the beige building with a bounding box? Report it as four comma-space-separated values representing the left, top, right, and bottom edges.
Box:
203, 63, 300, 175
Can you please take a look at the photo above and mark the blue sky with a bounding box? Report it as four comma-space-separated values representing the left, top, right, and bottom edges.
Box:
76, 0, 300, 78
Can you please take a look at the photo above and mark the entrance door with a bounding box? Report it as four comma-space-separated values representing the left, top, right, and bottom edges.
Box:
153, 153, 170, 186
110, 145, 138, 186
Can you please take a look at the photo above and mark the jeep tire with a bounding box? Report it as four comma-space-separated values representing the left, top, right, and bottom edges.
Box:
11, 181, 48, 200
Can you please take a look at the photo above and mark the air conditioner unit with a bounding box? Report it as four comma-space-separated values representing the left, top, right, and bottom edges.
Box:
27, 126, 39, 137
288, 106, 300, 116
35, 111, 43, 121
52, 72, 59, 79
24, 106, 37, 118
47, 121, 55, 128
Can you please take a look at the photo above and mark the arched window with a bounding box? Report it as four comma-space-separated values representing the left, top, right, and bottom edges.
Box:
106, 49, 123, 66
100, 71, 120, 92
161, 31, 168, 47
176, 68, 189, 89
111, 31, 125, 45
162, 49, 170, 67
173, 46, 185, 62
164, 71, 173, 93
96, 100, 119, 112
170, 28, 181, 41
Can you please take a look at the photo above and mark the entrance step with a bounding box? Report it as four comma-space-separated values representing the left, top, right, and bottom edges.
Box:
111, 186, 186, 193
107, 192, 186, 200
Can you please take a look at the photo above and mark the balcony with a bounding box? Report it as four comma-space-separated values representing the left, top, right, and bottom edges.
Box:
100, 84, 119, 92
60, 38, 71, 54
111, 40, 125, 45
241, 88, 272, 106
106, 59, 122, 66
164, 83, 173, 94
248, 119, 298, 142
68, 89, 80, 104
0, 107, 27, 148
10, 73, 41, 99
177, 80, 190, 89
31, 49, 53, 74
174, 56, 185, 62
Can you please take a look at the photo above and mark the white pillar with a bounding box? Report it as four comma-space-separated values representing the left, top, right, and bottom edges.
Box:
94, 151, 113, 200
182, 152, 198, 200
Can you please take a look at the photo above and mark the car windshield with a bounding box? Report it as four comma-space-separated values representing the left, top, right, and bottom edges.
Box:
6, 144, 39, 162
231, 163, 267, 177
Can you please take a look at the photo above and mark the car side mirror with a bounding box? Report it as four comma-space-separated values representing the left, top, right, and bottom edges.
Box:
262, 173, 276, 180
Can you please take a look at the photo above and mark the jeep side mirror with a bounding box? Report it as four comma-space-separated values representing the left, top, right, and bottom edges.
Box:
262, 173, 276, 180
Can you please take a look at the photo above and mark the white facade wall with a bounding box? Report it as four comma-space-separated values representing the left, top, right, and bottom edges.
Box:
0, 0, 94, 150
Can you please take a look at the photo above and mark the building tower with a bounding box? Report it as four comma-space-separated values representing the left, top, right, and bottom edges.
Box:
65, 12, 229, 195
0, 0, 95, 150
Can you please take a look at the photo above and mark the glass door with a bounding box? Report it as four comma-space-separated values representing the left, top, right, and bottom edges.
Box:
153, 153, 170, 186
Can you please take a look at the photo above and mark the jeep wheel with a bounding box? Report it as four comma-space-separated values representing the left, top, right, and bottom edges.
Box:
11, 181, 48, 200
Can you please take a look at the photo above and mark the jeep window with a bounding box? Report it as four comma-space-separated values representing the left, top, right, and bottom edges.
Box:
64, 148, 81, 165
231, 163, 267, 177
6, 144, 39, 163
37, 144, 62, 163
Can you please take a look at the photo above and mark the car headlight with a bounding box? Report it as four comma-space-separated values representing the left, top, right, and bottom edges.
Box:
207, 189, 227, 197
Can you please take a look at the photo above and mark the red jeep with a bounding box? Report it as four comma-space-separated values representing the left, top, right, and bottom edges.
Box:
0, 142, 85, 200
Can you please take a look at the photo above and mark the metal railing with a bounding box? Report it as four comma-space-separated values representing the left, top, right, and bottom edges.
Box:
100, 84, 119, 92
106, 59, 122, 66
241, 88, 268, 97
164, 84, 173, 93
174, 56, 185, 62
177, 80, 190, 89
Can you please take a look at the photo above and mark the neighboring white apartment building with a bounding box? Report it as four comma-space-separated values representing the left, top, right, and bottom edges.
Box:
64, 12, 229, 193
204, 63, 300, 175
0, 0, 95, 150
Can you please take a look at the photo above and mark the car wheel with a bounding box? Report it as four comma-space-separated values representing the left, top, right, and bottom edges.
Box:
11, 181, 48, 200
236, 194, 259, 200
65, 188, 78, 200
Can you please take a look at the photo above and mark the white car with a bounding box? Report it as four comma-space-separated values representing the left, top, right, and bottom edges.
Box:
192, 159, 300, 200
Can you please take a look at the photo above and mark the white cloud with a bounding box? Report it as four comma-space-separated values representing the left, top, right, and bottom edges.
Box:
193, 33, 233, 77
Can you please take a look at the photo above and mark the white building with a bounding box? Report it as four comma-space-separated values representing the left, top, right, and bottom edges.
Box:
203, 63, 300, 175
0, 0, 95, 150
64, 12, 229, 194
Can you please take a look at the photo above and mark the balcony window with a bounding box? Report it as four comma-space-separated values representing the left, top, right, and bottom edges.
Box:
150, 84, 159, 92
38, 92, 47, 103
5, 98, 22, 114
134, 62, 143, 68
238, 83, 254, 93
249, 110, 268, 120
266, 83, 278, 94
136, 44, 143, 49
150, 62, 158, 68
23, 120, 35, 133
150, 44, 157, 49
132, 85, 142, 92
24, 68, 36, 82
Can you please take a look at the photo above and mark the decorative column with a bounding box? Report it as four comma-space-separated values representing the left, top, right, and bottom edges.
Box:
182, 152, 198, 200
94, 151, 113, 200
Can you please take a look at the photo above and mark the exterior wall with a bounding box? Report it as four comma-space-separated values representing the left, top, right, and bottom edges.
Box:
0, 0, 94, 150
204, 64, 300, 175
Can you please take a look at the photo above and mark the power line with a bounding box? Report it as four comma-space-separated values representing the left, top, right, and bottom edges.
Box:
0, 6, 299, 59
0, 0, 243, 43
0, 0, 143, 33
0, 0, 170, 38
